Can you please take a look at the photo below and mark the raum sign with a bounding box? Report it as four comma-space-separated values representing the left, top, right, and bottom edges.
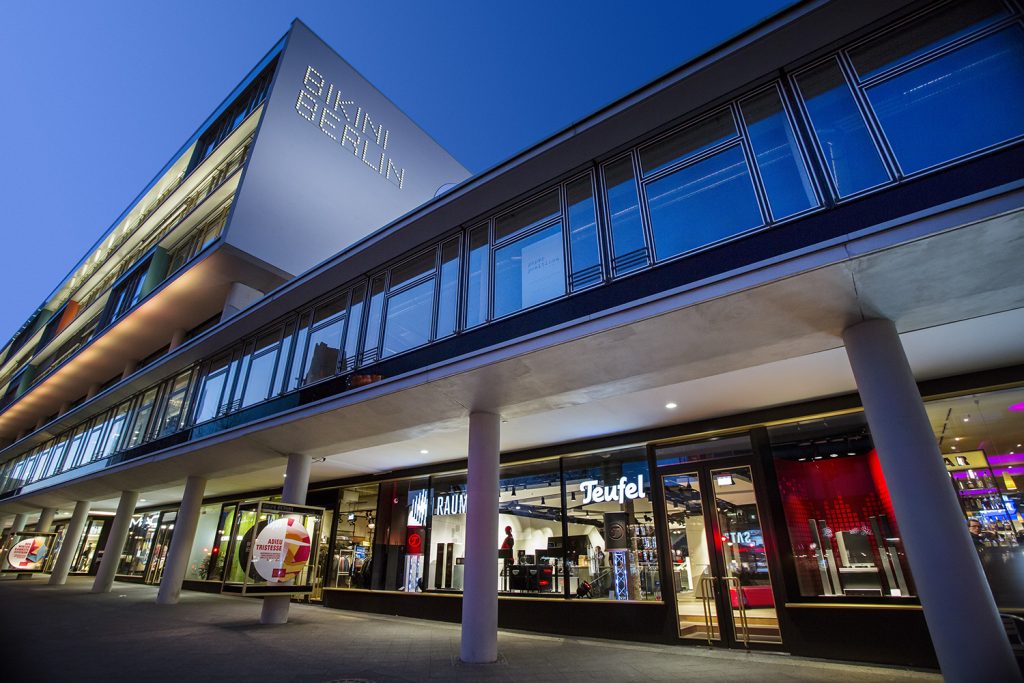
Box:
579, 474, 647, 505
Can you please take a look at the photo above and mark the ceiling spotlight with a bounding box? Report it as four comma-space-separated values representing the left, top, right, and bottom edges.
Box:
829, 453, 839, 458
954, 437, 963, 442
963, 416, 970, 422
951, 446, 957, 450
665, 402, 678, 410
420, 449, 429, 454
140, 499, 147, 503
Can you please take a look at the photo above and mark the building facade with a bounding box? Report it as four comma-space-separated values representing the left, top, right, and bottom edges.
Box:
1, 1, 1023, 679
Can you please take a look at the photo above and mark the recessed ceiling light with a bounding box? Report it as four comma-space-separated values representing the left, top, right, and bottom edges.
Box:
140, 499, 147, 503
963, 417, 970, 422
420, 449, 429, 454
665, 402, 678, 410
955, 437, 962, 442
829, 453, 839, 458
951, 446, 957, 450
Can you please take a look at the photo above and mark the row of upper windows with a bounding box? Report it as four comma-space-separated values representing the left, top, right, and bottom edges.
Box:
1, 0, 1022, 495
0, 59, 276, 397
0, 151, 243, 415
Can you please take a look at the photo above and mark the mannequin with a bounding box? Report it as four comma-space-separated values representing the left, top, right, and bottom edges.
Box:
500, 525, 514, 591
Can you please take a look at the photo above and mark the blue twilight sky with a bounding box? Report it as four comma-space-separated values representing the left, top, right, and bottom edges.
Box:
0, 0, 795, 345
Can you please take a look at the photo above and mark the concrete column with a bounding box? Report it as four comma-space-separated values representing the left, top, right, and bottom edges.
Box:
260, 453, 312, 625
91, 491, 138, 593
2, 512, 27, 547
460, 411, 501, 663
49, 501, 91, 585
156, 476, 207, 605
168, 328, 187, 352
34, 507, 56, 532
121, 359, 138, 381
844, 319, 1020, 683
221, 282, 263, 322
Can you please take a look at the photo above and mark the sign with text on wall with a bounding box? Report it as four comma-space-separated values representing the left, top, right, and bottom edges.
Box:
220, 501, 324, 595
3, 531, 57, 572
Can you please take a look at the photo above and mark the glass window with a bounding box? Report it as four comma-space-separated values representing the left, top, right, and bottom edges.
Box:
157, 371, 192, 436
285, 316, 311, 392
313, 294, 348, 325
126, 387, 159, 449
185, 504, 223, 580
390, 250, 436, 290
332, 483, 379, 588
493, 222, 566, 318
565, 174, 602, 290
646, 145, 763, 261
864, 27, 1024, 175
925, 386, 1024, 609
849, 0, 1008, 79
740, 87, 817, 220
79, 416, 108, 464
341, 287, 365, 373
494, 190, 560, 242
603, 156, 648, 275
435, 240, 460, 339
98, 401, 131, 458
640, 109, 737, 176
769, 413, 915, 599
238, 333, 281, 407
241, 349, 278, 407
796, 59, 890, 196
465, 226, 489, 328
361, 276, 386, 365
563, 447, 659, 601
64, 424, 90, 470
119, 512, 159, 575
303, 318, 344, 385
382, 279, 435, 358
194, 357, 229, 424
497, 461, 564, 595
371, 477, 430, 591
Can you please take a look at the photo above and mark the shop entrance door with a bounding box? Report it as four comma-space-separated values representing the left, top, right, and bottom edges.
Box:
143, 511, 176, 585
658, 462, 782, 647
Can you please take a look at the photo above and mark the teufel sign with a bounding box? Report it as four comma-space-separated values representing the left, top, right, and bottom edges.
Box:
579, 475, 647, 505
251, 517, 312, 584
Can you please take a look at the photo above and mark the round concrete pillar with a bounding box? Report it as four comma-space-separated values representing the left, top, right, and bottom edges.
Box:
460, 411, 501, 663
844, 319, 1020, 682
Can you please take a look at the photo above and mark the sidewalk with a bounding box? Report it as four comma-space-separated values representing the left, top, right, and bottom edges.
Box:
0, 576, 940, 682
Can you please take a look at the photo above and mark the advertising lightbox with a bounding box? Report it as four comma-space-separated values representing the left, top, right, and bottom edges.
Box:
220, 500, 324, 595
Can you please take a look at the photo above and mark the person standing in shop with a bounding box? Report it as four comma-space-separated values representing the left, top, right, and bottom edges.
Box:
969, 518, 995, 550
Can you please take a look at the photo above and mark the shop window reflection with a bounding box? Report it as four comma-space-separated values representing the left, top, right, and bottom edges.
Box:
563, 448, 659, 601
769, 413, 915, 599
331, 483, 378, 588
926, 386, 1024, 608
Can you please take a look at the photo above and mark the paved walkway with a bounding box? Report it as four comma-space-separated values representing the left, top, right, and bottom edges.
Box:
0, 576, 940, 682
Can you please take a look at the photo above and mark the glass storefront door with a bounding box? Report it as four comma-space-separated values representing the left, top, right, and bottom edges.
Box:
143, 511, 176, 584
659, 461, 781, 647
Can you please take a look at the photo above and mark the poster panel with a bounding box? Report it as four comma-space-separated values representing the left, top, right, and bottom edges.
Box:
220, 501, 323, 595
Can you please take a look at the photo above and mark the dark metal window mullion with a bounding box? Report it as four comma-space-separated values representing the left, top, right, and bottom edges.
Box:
732, 101, 775, 225
631, 149, 657, 267
835, 50, 902, 181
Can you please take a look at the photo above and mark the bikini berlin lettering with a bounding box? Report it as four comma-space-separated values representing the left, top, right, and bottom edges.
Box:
579, 475, 646, 505
295, 65, 407, 190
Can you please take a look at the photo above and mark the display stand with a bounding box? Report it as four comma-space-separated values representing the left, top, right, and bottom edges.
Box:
220, 501, 323, 596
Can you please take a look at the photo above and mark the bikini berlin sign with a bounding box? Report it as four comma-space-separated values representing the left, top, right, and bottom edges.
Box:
579, 474, 647, 505
295, 65, 408, 190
